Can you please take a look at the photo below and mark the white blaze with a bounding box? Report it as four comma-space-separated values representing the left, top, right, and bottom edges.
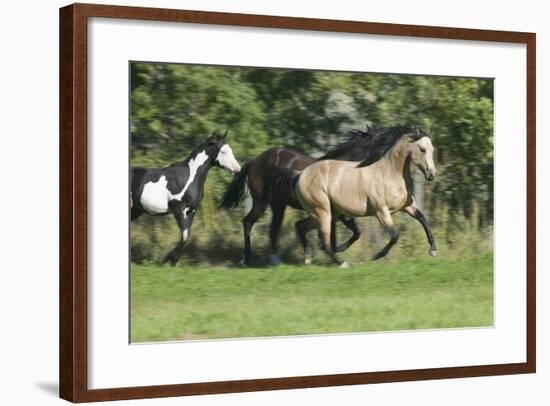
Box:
216, 144, 241, 174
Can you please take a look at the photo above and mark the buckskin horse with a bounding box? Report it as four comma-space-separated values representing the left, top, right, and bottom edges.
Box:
294, 125, 437, 267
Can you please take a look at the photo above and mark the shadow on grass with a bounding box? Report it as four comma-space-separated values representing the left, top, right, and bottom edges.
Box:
132, 235, 315, 269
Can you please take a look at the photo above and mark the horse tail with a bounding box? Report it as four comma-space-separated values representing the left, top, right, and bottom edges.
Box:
262, 165, 301, 202
220, 161, 252, 209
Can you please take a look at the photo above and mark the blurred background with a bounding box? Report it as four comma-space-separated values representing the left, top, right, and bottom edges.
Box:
130, 62, 494, 265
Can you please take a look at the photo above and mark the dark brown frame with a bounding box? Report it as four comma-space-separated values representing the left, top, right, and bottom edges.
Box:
59, 3, 536, 402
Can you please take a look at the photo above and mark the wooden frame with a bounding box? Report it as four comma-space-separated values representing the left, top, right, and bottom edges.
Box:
59, 3, 536, 402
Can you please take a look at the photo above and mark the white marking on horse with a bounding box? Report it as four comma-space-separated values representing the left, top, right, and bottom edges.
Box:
182, 229, 189, 241
140, 176, 170, 214
171, 151, 209, 201
216, 144, 241, 174
243, 184, 253, 216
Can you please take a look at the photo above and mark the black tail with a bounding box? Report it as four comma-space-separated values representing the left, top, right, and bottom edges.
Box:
220, 161, 251, 209
262, 165, 301, 202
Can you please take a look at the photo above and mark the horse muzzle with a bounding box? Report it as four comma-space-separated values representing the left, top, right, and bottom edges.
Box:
230, 164, 242, 175
425, 169, 436, 181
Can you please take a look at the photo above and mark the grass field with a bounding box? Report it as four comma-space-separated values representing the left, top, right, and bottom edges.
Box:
130, 253, 493, 343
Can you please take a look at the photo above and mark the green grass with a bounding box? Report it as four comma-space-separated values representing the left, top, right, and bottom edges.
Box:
130, 253, 493, 343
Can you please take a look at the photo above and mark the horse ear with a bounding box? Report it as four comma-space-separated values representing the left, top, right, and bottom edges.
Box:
223, 130, 228, 139
207, 132, 218, 144
428, 127, 432, 137
415, 127, 421, 137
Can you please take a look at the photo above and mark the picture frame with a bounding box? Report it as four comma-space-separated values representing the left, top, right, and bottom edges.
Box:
59, 2, 536, 402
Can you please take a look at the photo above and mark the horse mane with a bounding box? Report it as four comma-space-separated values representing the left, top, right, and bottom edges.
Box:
168, 142, 208, 167
318, 128, 377, 161
168, 131, 226, 168
355, 125, 429, 168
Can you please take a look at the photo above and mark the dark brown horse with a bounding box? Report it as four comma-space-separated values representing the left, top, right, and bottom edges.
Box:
220, 129, 378, 266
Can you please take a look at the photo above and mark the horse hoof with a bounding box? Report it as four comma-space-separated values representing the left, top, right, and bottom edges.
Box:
304, 256, 313, 265
429, 250, 438, 257
267, 254, 281, 266
238, 259, 248, 267
339, 261, 350, 269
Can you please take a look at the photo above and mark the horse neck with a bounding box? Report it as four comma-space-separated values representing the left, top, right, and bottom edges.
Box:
174, 148, 214, 181
379, 136, 413, 175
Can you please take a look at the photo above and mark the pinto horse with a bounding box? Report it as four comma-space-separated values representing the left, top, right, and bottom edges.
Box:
131, 131, 241, 265
294, 126, 437, 267
220, 128, 380, 266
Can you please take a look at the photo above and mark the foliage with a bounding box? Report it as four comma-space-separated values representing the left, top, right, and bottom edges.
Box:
131, 63, 269, 166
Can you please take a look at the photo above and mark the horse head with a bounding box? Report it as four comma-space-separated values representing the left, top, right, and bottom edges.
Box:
206, 130, 241, 174
410, 127, 436, 181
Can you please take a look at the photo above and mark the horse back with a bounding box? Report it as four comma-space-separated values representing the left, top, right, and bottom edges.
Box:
131, 166, 164, 190
299, 160, 371, 217
248, 148, 315, 208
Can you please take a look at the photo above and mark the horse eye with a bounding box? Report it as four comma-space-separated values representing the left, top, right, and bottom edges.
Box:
419, 147, 426, 153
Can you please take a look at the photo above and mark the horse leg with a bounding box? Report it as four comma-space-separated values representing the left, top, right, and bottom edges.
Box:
317, 211, 347, 268
130, 205, 143, 221
373, 207, 399, 260
330, 219, 337, 252
334, 216, 362, 253
241, 201, 267, 266
161, 204, 195, 266
402, 201, 437, 257
295, 216, 318, 265
267, 203, 286, 266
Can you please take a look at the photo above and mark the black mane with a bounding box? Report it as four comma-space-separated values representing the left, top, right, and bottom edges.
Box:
318, 128, 377, 161
355, 125, 429, 168
169, 131, 226, 167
